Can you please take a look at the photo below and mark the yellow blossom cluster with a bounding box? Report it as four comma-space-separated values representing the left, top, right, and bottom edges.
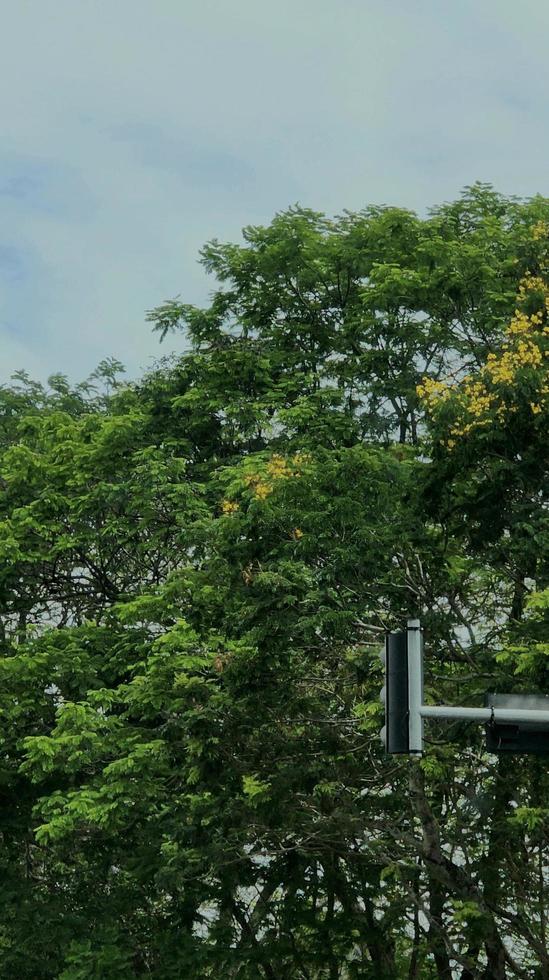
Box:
292, 451, 313, 465
244, 475, 273, 500
265, 453, 293, 479
221, 452, 313, 513
458, 380, 493, 419
507, 311, 535, 336
244, 452, 312, 501
221, 499, 239, 514
417, 274, 549, 446
484, 341, 543, 386
531, 221, 548, 241
506, 277, 549, 336
415, 377, 451, 406
518, 274, 546, 296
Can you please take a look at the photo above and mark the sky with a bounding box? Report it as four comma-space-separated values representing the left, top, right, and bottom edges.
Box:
1, 0, 549, 384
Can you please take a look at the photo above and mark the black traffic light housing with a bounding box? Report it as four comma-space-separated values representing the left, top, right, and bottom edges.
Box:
380, 624, 423, 754
485, 693, 549, 755
384, 631, 410, 753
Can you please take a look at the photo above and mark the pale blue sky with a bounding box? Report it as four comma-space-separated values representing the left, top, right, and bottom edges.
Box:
1, 0, 548, 382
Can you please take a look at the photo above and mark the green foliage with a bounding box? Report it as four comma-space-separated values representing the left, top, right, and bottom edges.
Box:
1, 185, 548, 977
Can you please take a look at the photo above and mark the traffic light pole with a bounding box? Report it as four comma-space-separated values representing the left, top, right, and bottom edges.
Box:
381, 619, 549, 755
421, 705, 549, 725
406, 619, 423, 753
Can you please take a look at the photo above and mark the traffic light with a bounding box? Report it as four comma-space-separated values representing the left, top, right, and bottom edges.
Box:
485, 693, 549, 755
378, 618, 549, 757
380, 621, 423, 755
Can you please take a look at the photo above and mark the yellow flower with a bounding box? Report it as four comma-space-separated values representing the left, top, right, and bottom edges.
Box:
518, 274, 546, 293
254, 481, 272, 500
416, 377, 450, 405
221, 499, 239, 514
266, 455, 291, 479
292, 528, 304, 539
507, 312, 532, 336
531, 221, 547, 241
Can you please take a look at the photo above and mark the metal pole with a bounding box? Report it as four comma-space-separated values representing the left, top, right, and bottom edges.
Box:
407, 619, 423, 753
421, 705, 549, 725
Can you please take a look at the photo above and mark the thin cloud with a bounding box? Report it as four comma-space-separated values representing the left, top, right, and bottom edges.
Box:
0, 0, 547, 382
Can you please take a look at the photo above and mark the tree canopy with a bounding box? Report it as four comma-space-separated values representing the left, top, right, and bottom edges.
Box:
1, 184, 548, 978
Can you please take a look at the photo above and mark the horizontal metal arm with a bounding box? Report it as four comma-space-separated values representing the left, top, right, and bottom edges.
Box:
421, 705, 549, 725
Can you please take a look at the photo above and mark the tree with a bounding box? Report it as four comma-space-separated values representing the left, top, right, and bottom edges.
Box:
0, 185, 548, 978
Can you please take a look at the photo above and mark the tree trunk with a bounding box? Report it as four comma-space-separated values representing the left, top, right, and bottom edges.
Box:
409, 762, 452, 979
